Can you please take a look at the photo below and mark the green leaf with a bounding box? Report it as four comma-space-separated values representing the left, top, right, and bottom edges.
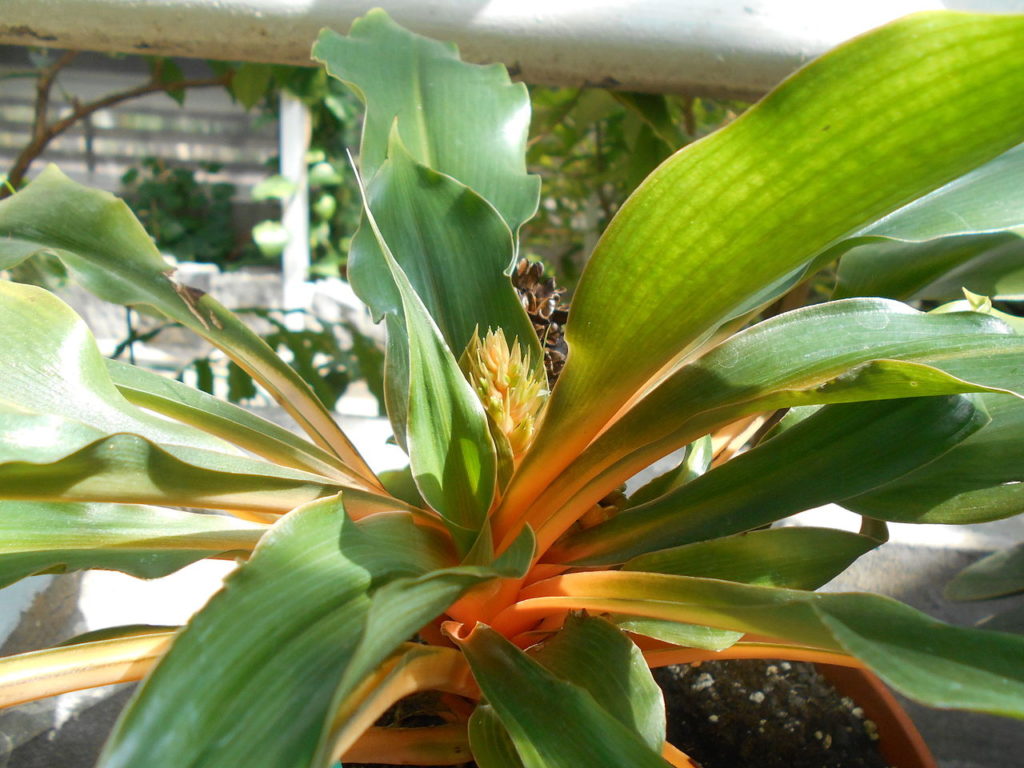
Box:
313, 10, 540, 237
348, 131, 540, 363
469, 705, 525, 768
843, 344, 1024, 524
611, 92, 685, 148
528, 299, 1022, 540
609, 619, 742, 652
529, 614, 665, 753
516, 571, 1024, 718
611, 527, 879, 653
555, 395, 989, 565
623, 527, 880, 590
454, 625, 671, 768
231, 62, 273, 109
833, 142, 1024, 299
353, 161, 496, 552
0, 501, 263, 588
0, 425, 343, 518
835, 231, 1024, 302
857, 142, 1024, 242
99, 497, 502, 768
0, 167, 373, 477
107, 360, 357, 481
946, 543, 1024, 601
519, 12, 1024, 511
0, 280, 232, 455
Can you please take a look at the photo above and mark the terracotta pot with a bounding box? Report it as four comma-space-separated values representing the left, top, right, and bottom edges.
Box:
815, 664, 936, 768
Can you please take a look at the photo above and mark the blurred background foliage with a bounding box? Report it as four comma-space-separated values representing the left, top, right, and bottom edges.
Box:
2, 47, 748, 412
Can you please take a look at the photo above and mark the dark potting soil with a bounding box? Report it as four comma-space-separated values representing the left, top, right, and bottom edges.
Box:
654, 659, 891, 768
348, 659, 891, 768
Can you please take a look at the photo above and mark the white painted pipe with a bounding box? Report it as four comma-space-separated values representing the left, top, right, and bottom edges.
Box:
279, 91, 311, 329
1, 1, 1021, 98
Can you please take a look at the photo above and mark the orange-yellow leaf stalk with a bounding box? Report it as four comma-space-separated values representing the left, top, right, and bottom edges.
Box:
0, 631, 174, 709
328, 645, 478, 762
340, 724, 471, 765
662, 740, 703, 768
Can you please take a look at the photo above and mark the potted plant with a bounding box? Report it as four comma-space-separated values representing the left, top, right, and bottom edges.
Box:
1, 9, 1023, 767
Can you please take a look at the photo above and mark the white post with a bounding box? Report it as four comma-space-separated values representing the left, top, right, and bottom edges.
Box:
279, 91, 310, 331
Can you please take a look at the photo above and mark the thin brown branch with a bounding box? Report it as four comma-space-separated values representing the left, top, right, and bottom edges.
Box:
3, 70, 232, 196
32, 51, 78, 146
681, 95, 697, 138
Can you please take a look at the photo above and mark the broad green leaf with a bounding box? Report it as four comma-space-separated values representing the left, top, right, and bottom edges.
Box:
454, 625, 671, 768
0, 423, 344, 518
514, 13, 1024, 521
834, 142, 1024, 299
0, 501, 263, 588
230, 63, 272, 109
106, 360, 361, 483
522, 300, 1021, 545
946, 544, 1024, 601
529, 614, 665, 752
611, 527, 878, 652
835, 231, 1024, 302
916, 236, 1024, 301
0, 168, 373, 477
354, 164, 496, 552
469, 705, 525, 768
856, 142, 1024, 242
843, 346, 1024, 523
554, 396, 988, 565
0, 280, 234, 456
623, 527, 880, 590
99, 497, 505, 768
313, 10, 540, 237
511, 571, 1024, 718
347, 131, 540, 363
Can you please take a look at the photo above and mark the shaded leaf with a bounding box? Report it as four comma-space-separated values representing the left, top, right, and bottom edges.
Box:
0, 500, 263, 588
99, 497, 507, 768
529, 613, 665, 752
455, 625, 671, 768
353, 160, 496, 552
946, 543, 1024, 601
623, 527, 879, 590
555, 396, 988, 564
511, 571, 1024, 718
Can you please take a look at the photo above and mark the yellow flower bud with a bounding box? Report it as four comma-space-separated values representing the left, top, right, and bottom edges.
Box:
463, 328, 547, 459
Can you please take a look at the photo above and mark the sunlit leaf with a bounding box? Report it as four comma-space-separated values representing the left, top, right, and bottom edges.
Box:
313, 9, 540, 237
353, 161, 496, 552
0, 168, 373, 477
511, 13, 1024, 534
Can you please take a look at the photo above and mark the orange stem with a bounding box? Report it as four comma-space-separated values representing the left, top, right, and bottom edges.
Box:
663, 740, 703, 768
642, 643, 865, 670
340, 724, 471, 766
